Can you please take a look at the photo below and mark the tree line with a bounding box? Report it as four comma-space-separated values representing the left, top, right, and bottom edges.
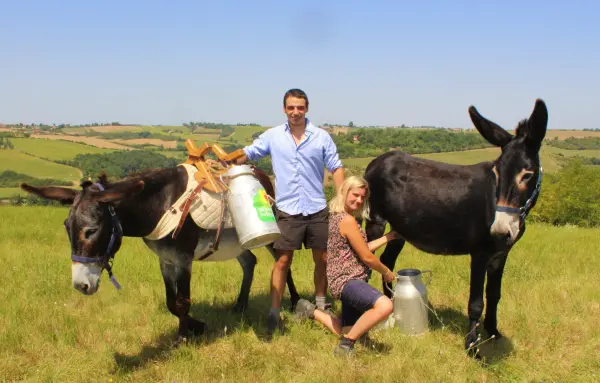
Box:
59, 151, 179, 181
0, 137, 14, 149
0, 171, 72, 188
546, 137, 600, 150
331, 128, 490, 158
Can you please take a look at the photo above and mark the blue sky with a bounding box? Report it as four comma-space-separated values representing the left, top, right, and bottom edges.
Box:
1, 1, 598, 129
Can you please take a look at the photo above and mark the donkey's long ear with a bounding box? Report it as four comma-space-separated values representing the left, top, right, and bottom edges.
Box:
469, 105, 513, 148
525, 99, 548, 150
20, 184, 77, 204
92, 181, 145, 204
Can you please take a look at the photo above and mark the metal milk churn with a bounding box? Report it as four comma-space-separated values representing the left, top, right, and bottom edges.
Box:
224, 165, 281, 249
393, 268, 432, 336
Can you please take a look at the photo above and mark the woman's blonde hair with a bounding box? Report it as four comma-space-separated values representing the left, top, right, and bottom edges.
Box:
328, 175, 370, 219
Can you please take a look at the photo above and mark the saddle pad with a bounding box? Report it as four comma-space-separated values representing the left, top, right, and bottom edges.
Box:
145, 164, 233, 241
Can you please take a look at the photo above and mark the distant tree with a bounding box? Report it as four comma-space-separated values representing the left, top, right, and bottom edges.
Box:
348, 121, 354, 128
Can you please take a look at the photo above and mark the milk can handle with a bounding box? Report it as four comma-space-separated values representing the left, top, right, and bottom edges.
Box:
421, 270, 432, 286
383, 274, 398, 297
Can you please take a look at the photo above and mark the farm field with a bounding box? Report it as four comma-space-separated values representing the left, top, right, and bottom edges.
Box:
0, 151, 80, 182
0, 187, 24, 198
189, 133, 221, 143
62, 125, 144, 134
229, 125, 268, 144
0, 206, 597, 382
544, 130, 600, 140
30, 134, 134, 150
11, 137, 113, 161
112, 138, 178, 149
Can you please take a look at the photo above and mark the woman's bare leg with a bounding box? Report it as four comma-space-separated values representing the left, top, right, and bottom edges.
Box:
345, 297, 393, 341
313, 309, 342, 336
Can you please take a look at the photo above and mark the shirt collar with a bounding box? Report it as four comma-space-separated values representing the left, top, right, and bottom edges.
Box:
285, 118, 315, 134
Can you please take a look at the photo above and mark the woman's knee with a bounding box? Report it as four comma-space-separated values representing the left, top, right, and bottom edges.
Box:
374, 296, 393, 316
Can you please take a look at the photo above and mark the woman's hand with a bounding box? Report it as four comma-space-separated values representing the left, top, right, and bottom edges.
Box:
386, 231, 398, 241
383, 269, 396, 283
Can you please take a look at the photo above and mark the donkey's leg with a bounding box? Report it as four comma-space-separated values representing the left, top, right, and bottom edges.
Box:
366, 219, 404, 298
466, 253, 489, 354
233, 250, 257, 312
159, 260, 205, 345
266, 244, 300, 310
379, 240, 405, 297
483, 251, 509, 339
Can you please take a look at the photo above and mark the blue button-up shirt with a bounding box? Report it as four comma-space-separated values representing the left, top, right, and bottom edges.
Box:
243, 120, 343, 216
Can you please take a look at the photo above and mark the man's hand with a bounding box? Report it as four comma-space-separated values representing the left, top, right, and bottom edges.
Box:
331, 167, 345, 192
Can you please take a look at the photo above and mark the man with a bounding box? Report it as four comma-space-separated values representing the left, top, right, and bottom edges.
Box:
237, 88, 345, 334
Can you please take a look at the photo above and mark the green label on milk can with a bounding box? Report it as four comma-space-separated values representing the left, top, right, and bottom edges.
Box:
253, 189, 276, 222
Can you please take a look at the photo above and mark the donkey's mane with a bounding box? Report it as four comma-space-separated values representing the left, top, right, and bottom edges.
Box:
515, 119, 529, 137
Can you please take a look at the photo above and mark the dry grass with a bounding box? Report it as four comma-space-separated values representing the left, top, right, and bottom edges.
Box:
0, 206, 598, 382
31, 134, 134, 150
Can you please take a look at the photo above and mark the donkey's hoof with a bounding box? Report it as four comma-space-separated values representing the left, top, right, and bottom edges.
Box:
173, 336, 188, 348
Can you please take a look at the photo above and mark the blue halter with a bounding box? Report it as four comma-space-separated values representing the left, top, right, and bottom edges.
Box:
70, 183, 123, 290
495, 166, 543, 228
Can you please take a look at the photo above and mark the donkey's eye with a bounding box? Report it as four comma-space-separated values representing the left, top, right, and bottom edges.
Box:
84, 229, 98, 239
521, 173, 534, 183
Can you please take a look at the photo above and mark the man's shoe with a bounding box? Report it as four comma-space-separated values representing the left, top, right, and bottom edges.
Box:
294, 299, 316, 320
333, 336, 356, 357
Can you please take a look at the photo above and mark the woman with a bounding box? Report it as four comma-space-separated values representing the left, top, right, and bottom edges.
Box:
294, 176, 397, 356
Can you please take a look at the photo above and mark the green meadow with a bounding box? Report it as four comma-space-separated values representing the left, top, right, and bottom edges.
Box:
0, 206, 598, 382
0, 151, 80, 182
229, 125, 268, 144
0, 187, 24, 198
11, 138, 113, 161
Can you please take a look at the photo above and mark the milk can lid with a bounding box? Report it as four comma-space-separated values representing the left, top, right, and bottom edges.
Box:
397, 268, 421, 277
226, 164, 254, 178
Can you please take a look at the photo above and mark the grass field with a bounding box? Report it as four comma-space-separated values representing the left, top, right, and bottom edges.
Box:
229, 125, 268, 144
11, 138, 113, 161
0, 151, 81, 182
0, 206, 597, 382
112, 139, 178, 149
0, 187, 24, 198
189, 133, 221, 143
30, 134, 134, 150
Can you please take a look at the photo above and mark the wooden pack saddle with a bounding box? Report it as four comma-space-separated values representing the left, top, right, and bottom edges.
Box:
172, 139, 246, 259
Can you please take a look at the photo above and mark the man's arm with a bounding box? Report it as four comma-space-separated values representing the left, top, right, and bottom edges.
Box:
236, 131, 271, 165
323, 133, 344, 191
331, 167, 345, 192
